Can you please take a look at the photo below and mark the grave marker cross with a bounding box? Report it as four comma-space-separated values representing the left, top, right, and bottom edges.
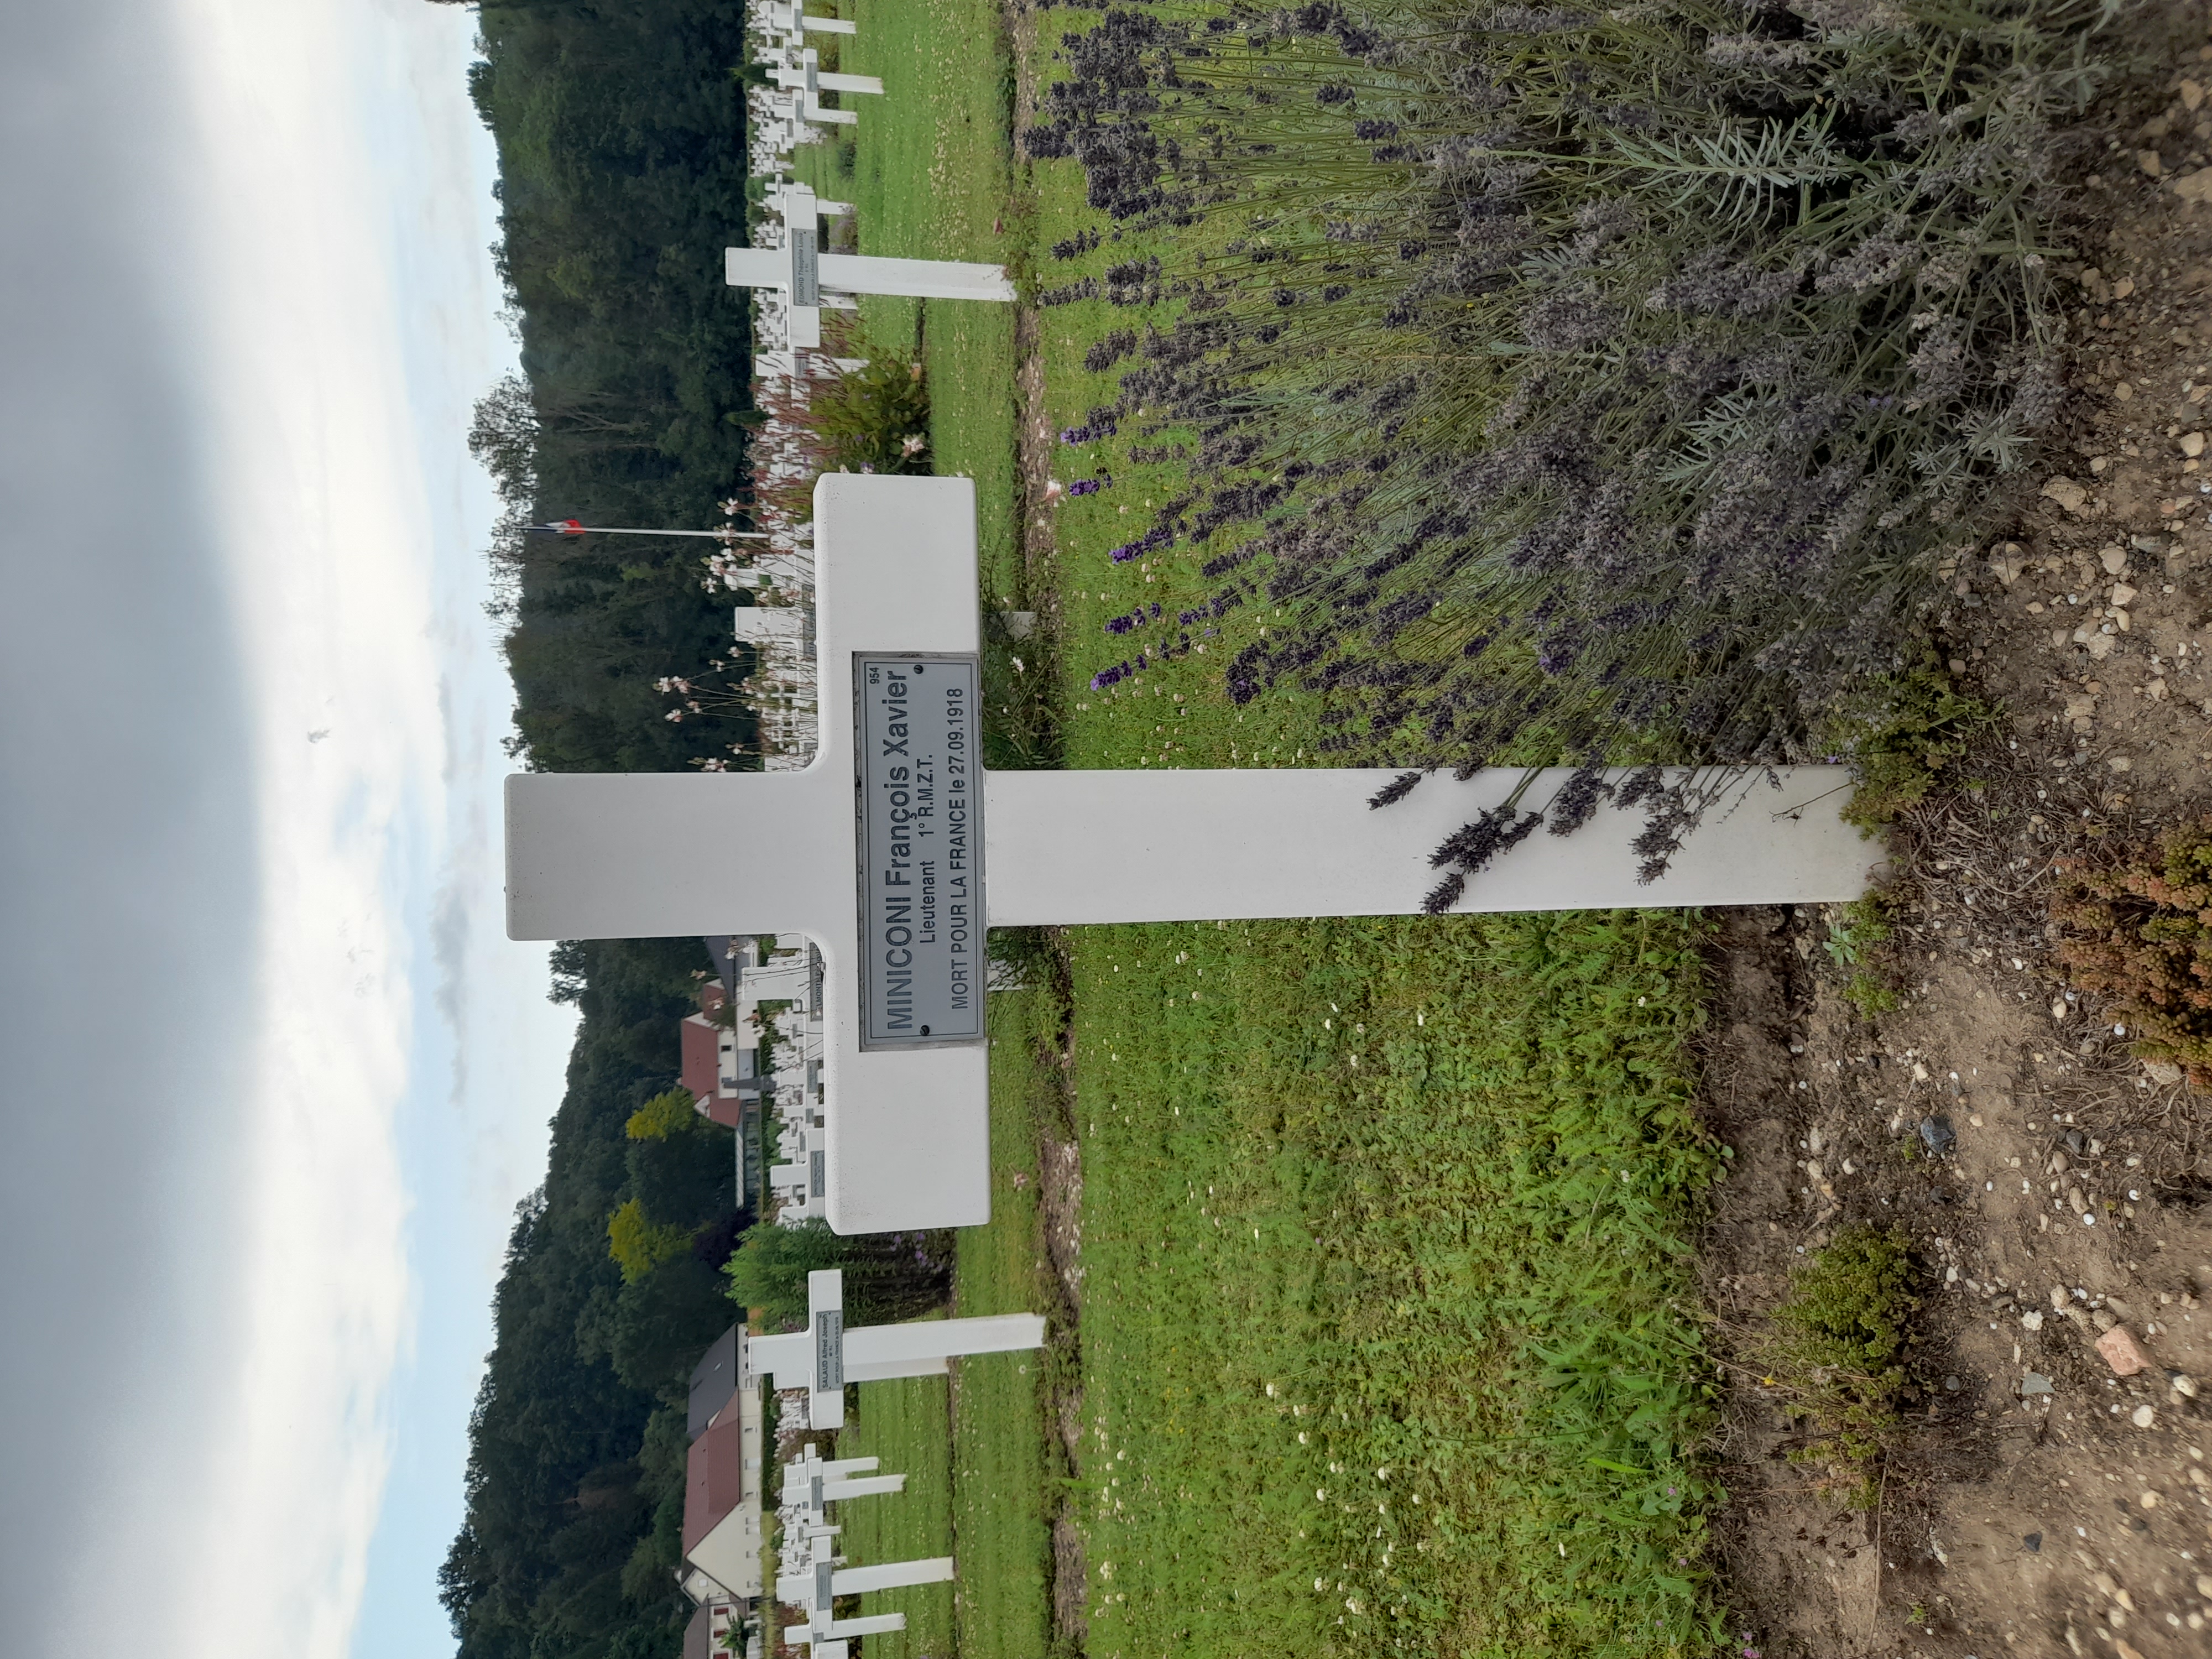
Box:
740, 1270, 1045, 1428
507, 476, 1879, 1233
723, 186, 1013, 349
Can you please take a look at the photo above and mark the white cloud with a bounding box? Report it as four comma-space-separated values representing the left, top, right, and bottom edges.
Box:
121, 3, 497, 1655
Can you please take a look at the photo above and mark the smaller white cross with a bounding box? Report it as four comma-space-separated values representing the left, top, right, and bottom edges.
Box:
769, 46, 884, 100
759, 1, 857, 35
726, 185, 1013, 349
781, 1445, 908, 1510
742, 1269, 1045, 1428
774, 1517, 952, 1656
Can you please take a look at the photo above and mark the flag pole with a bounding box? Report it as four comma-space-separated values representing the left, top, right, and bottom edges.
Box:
527, 523, 771, 540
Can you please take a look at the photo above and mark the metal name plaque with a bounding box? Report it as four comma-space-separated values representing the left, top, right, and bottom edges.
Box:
790, 224, 820, 306
853, 653, 984, 1049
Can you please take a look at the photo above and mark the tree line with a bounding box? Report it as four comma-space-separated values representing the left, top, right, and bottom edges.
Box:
462, 0, 760, 779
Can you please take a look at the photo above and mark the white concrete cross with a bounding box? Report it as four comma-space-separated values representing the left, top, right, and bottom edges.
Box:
774, 1520, 953, 1656
769, 46, 884, 101
725, 185, 1013, 349
760, 46, 867, 129
781, 1446, 908, 1509
760, 1, 857, 35
506, 474, 1880, 1234
739, 1269, 1045, 1428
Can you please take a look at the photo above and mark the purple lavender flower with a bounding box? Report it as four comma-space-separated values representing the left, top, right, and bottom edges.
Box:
1368, 771, 1423, 808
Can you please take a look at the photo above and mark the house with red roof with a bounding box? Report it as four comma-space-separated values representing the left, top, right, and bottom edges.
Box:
681, 980, 761, 1129
678, 1325, 765, 1620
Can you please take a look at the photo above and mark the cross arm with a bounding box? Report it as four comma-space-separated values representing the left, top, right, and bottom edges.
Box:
504, 770, 844, 941
981, 765, 1878, 926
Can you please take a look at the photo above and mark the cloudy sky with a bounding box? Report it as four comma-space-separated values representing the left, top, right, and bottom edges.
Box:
0, 4, 576, 1656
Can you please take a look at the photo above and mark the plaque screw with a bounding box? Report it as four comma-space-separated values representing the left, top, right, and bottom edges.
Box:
920, 1025, 932, 1036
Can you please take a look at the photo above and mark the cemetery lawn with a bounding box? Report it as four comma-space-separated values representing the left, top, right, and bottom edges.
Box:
834, 985, 1060, 1659
791, 0, 1025, 611
1068, 912, 1727, 1656
828, 1373, 954, 1659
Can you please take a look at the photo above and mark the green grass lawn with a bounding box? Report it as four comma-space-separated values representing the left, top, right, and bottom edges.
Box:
1070, 912, 1725, 1657
791, 0, 1024, 609
830, 1373, 956, 1658
781, 1, 1735, 1650
946, 982, 1061, 1659
825, 983, 1059, 1659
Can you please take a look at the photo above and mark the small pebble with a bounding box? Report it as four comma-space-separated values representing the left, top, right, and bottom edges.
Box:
2132, 1404, 2157, 1428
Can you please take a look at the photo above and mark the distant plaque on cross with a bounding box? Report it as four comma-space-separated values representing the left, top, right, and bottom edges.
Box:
724, 189, 1014, 351
506, 475, 1880, 1234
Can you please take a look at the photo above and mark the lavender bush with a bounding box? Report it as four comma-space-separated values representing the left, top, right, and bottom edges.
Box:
1030, 0, 2128, 902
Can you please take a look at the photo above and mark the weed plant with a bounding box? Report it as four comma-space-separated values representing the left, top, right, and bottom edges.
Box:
1813, 651, 1995, 828
2053, 818, 2212, 1086
1823, 893, 1902, 1015
1026, 0, 2128, 896
1767, 1224, 1918, 1479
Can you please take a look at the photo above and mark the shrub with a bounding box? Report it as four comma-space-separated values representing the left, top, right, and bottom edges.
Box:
812, 352, 931, 476
723, 1218, 954, 1328
1770, 1224, 1918, 1470
2052, 819, 2212, 1086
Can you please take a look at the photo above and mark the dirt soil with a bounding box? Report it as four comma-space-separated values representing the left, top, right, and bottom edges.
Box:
1705, 20, 2212, 1656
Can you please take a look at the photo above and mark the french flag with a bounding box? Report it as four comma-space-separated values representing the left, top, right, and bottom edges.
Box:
525, 519, 586, 535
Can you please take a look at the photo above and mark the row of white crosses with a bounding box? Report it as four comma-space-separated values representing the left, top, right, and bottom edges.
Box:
743, 935, 832, 1221
748, 1270, 1029, 1650
742, 3, 862, 169
706, 932, 831, 1218
749, 0, 874, 128
728, 604, 822, 776
774, 1444, 953, 1656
